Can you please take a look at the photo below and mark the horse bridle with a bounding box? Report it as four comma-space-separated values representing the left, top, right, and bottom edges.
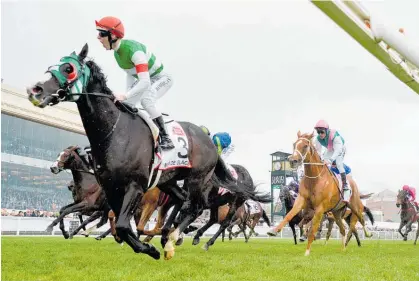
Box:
292, 137, 326, 179
55, 147, 94, 175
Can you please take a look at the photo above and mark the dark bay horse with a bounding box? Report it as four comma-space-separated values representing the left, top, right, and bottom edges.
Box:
396, 189, 419, 245
179, 164, 271, 250
48, 145, 110, 238
27, 43, 268, 260
226, 200, 271, 242
278, 184, 314, 245
267, 131, 371, 256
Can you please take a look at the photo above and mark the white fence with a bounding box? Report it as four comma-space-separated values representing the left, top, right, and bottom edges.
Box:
1, 216, 417, 241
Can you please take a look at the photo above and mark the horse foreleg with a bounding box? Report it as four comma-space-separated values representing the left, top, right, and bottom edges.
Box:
242, 220, 249, 242
45, 201, 87, 233
192, 208, 218, 246
398, 221, 406, 239
69, 210, 102, 238
267, 195, 305, 236
59, 218, 69, 239
203, 202, 238, 251
96, 228, 112, 240
160, 202, 182, 249
250, 219, 259, 237
414, 223, 419, 245
83, 211, 109, 238
78, 215, 86, 231
403, 221, 414, 241
136, 202, 158, 238
305, 208, 326, 256
116, 184, 160, 260
143, 203, 172, 243
290, 224, 298, 245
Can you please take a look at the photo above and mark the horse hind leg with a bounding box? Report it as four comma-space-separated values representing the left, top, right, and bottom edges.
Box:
325, 219, 334, 245
332, 209, 347, 252
347, 201, 372, 238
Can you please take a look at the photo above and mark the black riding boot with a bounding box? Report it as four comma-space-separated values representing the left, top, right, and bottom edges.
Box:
340, 172, 351, 202
153, 116, 175, 150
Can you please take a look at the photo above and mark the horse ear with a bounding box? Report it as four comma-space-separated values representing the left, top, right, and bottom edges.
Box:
309, 130, 315, 139
78, 43, 89, 62
297, 130, 301, 138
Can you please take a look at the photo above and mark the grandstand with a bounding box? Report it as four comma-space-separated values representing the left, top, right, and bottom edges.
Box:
1, 83, 88, 215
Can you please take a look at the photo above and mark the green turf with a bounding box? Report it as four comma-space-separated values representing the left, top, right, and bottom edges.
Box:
1, 237, 418, 281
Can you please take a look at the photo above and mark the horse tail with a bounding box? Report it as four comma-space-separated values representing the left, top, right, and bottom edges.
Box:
363, 206, 375, 225
211, 157, 272, 204
262, 209, 271, 227
360, 193, 374, 199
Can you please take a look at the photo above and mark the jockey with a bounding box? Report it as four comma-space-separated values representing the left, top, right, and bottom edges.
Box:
95, 16, 174, 150
313, 120, 351, 202
402, 185, 419, 211
288, 180, 299, 200
200, 126, 235, 162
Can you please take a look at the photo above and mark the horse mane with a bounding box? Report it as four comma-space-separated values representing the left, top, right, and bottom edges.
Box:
85, 59, 113, 97
84, 59, 138, 116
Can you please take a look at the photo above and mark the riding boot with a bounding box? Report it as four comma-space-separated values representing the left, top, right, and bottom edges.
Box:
152, 116, 175, 150
340, 173, 351, 202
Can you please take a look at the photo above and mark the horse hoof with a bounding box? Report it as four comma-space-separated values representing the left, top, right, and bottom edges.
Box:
201, 244, 209, 251
46, 226, 53, 233
63, 233, 69, 239
175, 237, 184, 246
254, 233, 259, 237
266, 230, 277, 237
143, 237, 152, 243
68, 234, 74, 240
304, 250, 310, 256
148, 245, 161, 260
192, 237, 200, 246
95, 237, 102, 241
164, 250, 175, 260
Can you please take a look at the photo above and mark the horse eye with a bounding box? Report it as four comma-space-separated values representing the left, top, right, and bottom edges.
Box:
65, 65, 73, 74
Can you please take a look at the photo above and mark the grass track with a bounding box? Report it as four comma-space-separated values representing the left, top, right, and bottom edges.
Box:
2, 237, 418, 281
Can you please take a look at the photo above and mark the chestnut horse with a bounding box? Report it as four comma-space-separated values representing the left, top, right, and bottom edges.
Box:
267, 131, 372, 256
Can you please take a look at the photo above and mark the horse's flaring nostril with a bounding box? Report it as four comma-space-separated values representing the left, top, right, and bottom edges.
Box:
33, 86, 43, 94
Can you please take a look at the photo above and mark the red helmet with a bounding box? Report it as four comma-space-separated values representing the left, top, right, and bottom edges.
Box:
95, 16, 125, 38
402, 185, 410, 191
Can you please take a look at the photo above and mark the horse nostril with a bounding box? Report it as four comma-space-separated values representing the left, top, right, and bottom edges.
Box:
33, 85, 43, 94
